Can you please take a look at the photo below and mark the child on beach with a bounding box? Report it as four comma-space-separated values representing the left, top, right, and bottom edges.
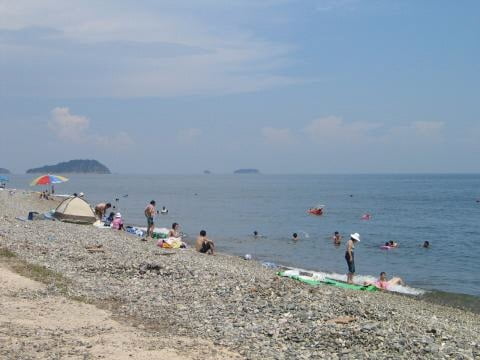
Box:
111, 213, 124, 230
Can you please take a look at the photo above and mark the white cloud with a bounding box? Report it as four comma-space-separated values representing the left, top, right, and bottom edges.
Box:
262, 127, 294, 145
0, 0, 297, 97
412, 121, 444, 137
177, 128, 202, 145
48, 107, 90, 143
304, 116, 381, 143
48, 107, 133, 148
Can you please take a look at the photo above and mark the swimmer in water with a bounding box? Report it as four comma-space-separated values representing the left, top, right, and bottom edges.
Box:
423, 241, 430, 248
332, 231, 342, 245
389, 240, 398, 248
365, 272, 404, 290
253, 231, 259, 238
292, 233, 299, 241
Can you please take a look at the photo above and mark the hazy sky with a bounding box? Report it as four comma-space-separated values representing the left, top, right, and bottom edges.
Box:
1, 0, 479, 174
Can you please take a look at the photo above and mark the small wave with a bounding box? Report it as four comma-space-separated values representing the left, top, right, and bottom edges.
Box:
282, 267, 425, 296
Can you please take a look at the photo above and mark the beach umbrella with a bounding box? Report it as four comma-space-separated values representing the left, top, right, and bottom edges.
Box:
30, 174, 69, 186
0, 175, 8, 182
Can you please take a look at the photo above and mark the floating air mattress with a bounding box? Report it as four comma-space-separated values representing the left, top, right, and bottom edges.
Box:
277, 271, 378, 292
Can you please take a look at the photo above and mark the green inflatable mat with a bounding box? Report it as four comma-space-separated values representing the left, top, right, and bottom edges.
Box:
277, 271, 378, 292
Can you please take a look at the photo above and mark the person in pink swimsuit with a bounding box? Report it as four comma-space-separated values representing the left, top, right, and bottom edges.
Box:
366, 272, 404, 290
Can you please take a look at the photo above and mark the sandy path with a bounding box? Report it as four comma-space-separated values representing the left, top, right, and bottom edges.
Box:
0, 263, 239, 360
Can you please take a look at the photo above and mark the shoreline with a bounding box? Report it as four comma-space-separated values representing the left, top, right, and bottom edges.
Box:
1, 190, 479, 358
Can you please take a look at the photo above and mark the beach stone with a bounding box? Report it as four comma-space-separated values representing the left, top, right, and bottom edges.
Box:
0, 191, 480, 359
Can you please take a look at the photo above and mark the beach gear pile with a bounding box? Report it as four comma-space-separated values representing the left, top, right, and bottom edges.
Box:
157, 237, 186, 249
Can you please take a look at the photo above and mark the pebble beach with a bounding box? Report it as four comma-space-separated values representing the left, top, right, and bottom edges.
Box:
1, 190, 479, 359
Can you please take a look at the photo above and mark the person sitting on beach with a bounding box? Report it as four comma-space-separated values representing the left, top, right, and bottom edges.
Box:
365, 272, 404, 290
332, 231, 342, 245
111, 213, 124, 230
423, 241, 430, 248
95, 202, 111, 220
168, 222, 181, 238
389, 240, 398, 248
292, 233, 299, 241
195, 230, 215, 255
143, 200, 156, 240
160, 206, 168, 214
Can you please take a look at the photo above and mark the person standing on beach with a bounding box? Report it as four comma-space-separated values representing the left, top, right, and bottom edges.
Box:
144, 200, 156, 240
94, 202, 111, 219
345, 233, 360, 284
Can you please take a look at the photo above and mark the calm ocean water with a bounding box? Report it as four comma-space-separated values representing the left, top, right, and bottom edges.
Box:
7, 174, 480, 299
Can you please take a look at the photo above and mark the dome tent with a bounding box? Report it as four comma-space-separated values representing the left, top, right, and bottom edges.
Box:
54, 196, 96, 224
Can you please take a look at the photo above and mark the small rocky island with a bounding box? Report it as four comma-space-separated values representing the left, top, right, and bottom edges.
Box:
26, 159, 111, 174
234, 168, 260, 174
0, 168, 10, 174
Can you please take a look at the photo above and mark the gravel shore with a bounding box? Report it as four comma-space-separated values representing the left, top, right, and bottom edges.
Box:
1, 190, 479, 359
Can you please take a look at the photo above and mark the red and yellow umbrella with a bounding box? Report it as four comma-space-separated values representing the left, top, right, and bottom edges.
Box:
30, 174, 69, 186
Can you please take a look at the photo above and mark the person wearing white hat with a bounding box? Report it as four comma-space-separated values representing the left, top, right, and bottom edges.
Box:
112, 212, 124, 230
345, 233, 361, 284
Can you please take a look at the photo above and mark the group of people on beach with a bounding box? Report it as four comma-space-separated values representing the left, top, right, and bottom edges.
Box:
93, 199, 215, 254
143, 200, 215, 254
92, 196, 428, 290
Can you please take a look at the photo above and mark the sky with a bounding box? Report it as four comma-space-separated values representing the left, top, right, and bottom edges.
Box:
1, 0, 479, 174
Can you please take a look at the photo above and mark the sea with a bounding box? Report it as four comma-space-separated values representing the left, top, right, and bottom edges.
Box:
6, 174, 480, 311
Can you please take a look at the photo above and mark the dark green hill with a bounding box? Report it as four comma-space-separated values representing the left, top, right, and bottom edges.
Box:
0, 168, 10, 174
26, 160, 111, 174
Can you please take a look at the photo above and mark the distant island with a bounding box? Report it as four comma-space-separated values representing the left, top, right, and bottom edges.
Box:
0, 168, 10, 174
26, 159, 111, 174
204, 170, 212, 174
234, 169, 260, 174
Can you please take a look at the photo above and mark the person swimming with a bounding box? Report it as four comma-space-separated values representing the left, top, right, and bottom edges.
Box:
389, 240, 398, 248
423, 241, 430, 248
332, 231, 342, 245
292, 233, 299, 241
160, 206, 168, 214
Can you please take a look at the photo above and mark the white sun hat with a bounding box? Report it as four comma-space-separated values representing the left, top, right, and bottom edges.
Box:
350, 233, 361, 242
115, 212, 122, 218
